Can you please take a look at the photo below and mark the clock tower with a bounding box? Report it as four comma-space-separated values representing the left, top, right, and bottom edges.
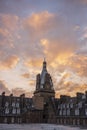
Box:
33, 59, 55, 110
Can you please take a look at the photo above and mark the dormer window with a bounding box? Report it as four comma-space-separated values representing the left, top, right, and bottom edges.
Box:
12, 102, 15, 107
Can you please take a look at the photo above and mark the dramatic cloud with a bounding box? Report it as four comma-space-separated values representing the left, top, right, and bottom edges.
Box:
24, 11, 54, 29
24, 58, 42, 68
67, 54, 87, 76
23, 11, 56, 38
0, 55, 19, 70
55, 83, 87, 98
55, 71, 87, 98
0, 0, 87, 97
40, 38, 75, 66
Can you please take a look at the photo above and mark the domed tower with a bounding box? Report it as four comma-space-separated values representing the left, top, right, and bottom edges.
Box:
33, 59, 55, 109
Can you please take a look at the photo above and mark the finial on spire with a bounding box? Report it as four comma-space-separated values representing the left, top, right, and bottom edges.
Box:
43, 57, 47, 69
44, 57, 46, 62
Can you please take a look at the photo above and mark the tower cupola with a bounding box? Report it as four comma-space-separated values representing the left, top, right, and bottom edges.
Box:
35, 59, 55, 92
33, 59, 55, 109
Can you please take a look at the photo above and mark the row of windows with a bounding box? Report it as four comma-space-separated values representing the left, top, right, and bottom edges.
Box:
4, 108, 20, 114
58, 109, 87, 116
58, 102, 83, 109
4, 117, 21, 123
5, 102, 20, 108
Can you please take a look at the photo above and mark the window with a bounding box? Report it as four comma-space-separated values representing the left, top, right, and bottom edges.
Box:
17, 108, 20, 114
12, 102, 15, 107
75, 109, 79, 115
12, 108, 16, 114
5, 102, 9, 107
67, 104, 69, 108
85, 109, 87, 116
67, 109, 70, 116
63, 110, 66, 116
16, 102, 19, 108
82, 95, 86, 99
17, 98, 20, 101
70, 103, 73, 108
78, 102, 82, 108
63, 104, 65, 108
5, 108, 9, 114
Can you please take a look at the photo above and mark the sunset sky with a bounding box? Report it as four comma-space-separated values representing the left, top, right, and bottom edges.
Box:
0, 0, 87, 97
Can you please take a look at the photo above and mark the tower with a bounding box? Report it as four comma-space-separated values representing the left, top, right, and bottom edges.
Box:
33, 59, 55, 110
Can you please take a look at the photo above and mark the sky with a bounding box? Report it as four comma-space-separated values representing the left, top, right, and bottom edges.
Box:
0, 0, 87, 97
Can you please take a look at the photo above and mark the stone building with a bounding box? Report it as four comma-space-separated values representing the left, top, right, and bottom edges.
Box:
0, 60, 87, 127
57, 92, 87, 126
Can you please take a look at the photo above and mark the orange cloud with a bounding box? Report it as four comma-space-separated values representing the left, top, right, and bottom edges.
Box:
0, 13, 20, 52
40, 38, 75, 68
68, 54, 87, 76
25, 58, 42, 68
55, 81, 87, 98
21, 11, 79, 70
21, 73, 30, 78
23, 11, 59, 41
29, 80, 35, 86
0, 14, 19, 31
54, 69, 87, 98
0, 55, 19, 70
0, 11, 86, 98
24, 11, 54, 31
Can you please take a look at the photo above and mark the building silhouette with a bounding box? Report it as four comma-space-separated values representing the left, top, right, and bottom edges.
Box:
0, 60, 87, 126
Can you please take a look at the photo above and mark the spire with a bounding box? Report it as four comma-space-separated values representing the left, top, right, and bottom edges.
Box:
43, 57, 47, 70
40, 59, 47, 88
35, 58, 54, 91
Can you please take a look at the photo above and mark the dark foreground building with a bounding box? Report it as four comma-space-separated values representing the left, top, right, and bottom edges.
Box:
0, 60, 87, 127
